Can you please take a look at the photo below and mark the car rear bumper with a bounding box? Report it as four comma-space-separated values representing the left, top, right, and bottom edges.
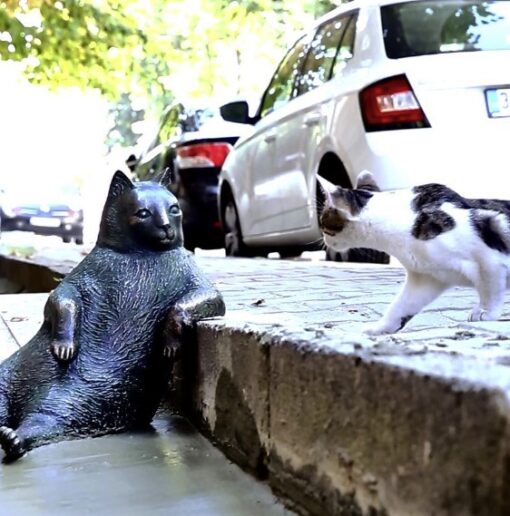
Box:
7, 216, 83, 238
174, 167, 223, 248
353, 121, 510, 198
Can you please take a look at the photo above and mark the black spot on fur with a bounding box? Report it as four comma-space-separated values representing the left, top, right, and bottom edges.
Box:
413, 184, 510, 213
398, 315, 414, 331
333, 188, 373, 215
412, 210, 456, 240
412, 184, 470, 212
471, 213, 509, 254
320, 207, 347, 234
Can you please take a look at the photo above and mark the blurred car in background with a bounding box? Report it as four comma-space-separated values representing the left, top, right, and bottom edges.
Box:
128, 102, 250, 251
218, 0, 510, 261
0, 186, 84, 244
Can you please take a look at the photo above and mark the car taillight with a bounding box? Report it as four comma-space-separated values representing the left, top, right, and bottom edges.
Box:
176, 143, 232, 169
359, 75, 430, 131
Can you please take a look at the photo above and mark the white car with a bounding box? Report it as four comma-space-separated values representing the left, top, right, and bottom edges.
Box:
218, 0, 510, 261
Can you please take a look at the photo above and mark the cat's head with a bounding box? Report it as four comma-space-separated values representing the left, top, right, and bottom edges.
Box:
98, 170, 184, 252
318, 171, 379, 251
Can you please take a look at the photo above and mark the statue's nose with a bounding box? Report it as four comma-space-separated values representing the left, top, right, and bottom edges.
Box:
158, 213, 170, 228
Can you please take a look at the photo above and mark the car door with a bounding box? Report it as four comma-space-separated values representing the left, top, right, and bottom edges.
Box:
274, 12, 358, 233
245, 34, 311, 237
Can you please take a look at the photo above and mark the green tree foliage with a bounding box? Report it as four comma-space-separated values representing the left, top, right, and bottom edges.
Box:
0, 0, 147, 97
0, 0, 343, 145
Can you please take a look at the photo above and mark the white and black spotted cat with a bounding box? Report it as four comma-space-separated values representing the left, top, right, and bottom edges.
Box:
318, 172, 510, 335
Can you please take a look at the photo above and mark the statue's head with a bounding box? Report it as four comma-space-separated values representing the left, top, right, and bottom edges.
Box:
97, 170, 184, 252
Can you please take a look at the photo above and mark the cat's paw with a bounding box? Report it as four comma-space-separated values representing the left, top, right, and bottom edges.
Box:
363, 323, 394, 336
468, 309, 500, 322
51, 339, 77, 362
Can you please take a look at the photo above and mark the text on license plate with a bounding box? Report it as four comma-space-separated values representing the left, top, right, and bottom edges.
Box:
486, 88, 510, 118
30, 217, 61, 228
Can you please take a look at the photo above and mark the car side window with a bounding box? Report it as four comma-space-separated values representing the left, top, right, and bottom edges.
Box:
331, 13, 358, 77
259, 35, 310, 118
296, 16, 350, 96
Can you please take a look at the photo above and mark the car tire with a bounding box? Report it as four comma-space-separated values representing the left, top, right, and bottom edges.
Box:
223, 198, 253, 257
326, 247, 390, 264
278, 247, 303, 259
75, 237, 84, 245
62, 235, 72, 244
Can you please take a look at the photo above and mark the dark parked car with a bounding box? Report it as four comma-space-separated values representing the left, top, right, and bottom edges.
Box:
128, 102, 249, 251
0, 187, 84, 244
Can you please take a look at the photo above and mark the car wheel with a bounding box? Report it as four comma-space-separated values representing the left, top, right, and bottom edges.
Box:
62, 235, 72, 244
75, 237, 84, 245
326, 247, 390, 264
223, 198, 253, 257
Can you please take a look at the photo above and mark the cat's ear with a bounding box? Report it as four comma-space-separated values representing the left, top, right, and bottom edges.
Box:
317, 175, 339, 203
158, 167, 174, 187
108, 170, 135, 199
355, 170, 380, 192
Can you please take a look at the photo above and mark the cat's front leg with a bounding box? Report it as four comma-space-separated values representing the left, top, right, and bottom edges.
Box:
44, 284, 81, 362
364, 272, 447, 336
163, 287, 225, 358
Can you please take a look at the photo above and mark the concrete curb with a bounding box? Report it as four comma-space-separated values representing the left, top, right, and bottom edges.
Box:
191, 323, 510, 516
0, 254, 66, 292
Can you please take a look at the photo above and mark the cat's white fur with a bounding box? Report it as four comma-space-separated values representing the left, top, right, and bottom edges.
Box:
318, 173, 510, 335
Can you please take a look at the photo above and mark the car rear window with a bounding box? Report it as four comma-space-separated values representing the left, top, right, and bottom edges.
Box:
381, 0, 510, 58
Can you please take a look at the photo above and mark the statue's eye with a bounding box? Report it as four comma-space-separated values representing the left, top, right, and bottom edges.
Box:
169, 205, 180, 215
136, 209, 151, 219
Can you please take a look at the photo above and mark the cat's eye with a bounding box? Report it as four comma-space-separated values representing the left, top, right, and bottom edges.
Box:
169, 205, 180, 215
136, 208, 152, 219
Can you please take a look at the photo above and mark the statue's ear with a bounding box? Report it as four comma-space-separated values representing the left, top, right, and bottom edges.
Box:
108, 170, 134, 199
158, 167, 174, 188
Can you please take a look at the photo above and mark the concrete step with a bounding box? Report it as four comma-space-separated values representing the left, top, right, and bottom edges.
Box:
2, 251, 510, 515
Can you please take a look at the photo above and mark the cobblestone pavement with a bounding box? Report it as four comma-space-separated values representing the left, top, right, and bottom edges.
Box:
198, 257, 510, 397
3, 246, 510, 396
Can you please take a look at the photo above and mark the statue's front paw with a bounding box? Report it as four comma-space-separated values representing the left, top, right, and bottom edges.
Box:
51, 340, 77, 362
163, 337, 181, 360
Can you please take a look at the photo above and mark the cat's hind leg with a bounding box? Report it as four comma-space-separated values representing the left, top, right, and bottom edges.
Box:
469, 263, 506, 322
365, 271, 447, 335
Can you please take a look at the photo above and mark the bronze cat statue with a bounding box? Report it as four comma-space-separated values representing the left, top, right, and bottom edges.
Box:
0, 170, 225, 462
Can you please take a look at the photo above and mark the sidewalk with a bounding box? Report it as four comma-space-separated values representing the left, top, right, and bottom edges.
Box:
2, 249, 510, 515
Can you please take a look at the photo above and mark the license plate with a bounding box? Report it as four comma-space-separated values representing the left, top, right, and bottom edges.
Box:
486, 88, 510, 118
30, 217, 61, 228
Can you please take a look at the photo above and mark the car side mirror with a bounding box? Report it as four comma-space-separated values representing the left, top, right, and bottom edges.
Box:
220, 101, 251, 124
125, 154, 138, 172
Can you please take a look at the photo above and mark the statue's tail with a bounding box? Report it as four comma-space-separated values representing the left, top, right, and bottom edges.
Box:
0, 426, 25, 462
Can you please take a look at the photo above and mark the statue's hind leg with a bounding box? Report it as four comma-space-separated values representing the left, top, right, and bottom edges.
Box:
0, 391, 8, 426
0, 413, 66, 463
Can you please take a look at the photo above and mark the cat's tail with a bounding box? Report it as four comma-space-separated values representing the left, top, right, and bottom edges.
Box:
472, 210, 510, 254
